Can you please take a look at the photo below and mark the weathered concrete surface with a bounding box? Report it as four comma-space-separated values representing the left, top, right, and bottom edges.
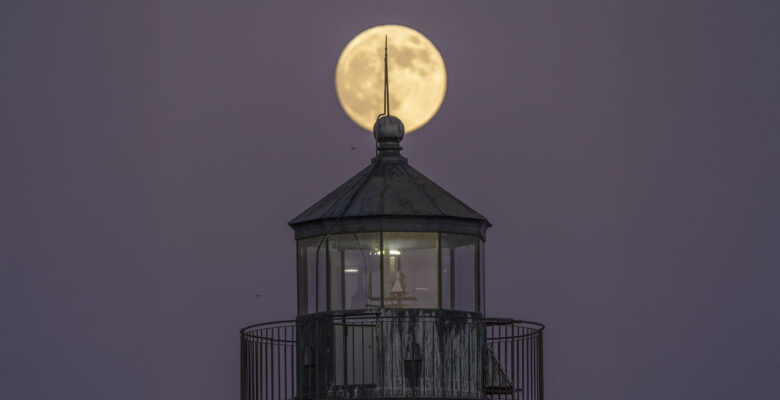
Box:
296, 309, 489, 400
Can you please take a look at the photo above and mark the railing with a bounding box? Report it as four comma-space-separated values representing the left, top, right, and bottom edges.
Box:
240, 312, 544, 400
484, 319, 544, 400
241, 320, 297, 400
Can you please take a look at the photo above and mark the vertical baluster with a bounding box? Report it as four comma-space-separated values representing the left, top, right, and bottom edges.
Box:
522, 327, 526, 400
538, 332, 543, 400
509, 324, 514, 400
252, 334, 256, 400
255, 332, 260, 400
283, 326, 288, 400
533, 332, 536, 400
262, 329, 266, 400
266, 329, 270, 400
508, 324, 512, 400
241, 333, 245, 400
279, 327, 282, 400
361, 324, 366, 386
247, 334, 250, 400
528, 331, 532, 400
509, 324, 513, 400
528, 332, 532, 400
535, 333, 539, 400
533, 333, 537, 400
526, 328, 531, 400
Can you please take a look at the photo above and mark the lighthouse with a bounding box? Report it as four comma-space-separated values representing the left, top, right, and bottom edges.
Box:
241, 37, 544, 400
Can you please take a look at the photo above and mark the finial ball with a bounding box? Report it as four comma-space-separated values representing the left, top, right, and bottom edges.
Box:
373, 115, 405, 143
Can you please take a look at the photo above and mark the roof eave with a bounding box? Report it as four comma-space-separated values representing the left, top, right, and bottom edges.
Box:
289, 215, 490, 241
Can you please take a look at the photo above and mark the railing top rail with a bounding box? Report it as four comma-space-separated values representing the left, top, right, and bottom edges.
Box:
240, 312, 545, 335
482, 317, 546, 332
239, 319, 296, 335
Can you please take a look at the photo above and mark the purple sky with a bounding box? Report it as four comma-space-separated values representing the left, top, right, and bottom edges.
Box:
2, 1, 779, 399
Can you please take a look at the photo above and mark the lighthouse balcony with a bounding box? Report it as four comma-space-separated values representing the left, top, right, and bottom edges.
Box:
240, 310, 544, 400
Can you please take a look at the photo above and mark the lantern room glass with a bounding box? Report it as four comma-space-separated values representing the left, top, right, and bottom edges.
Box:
441, 233, 479, 312
297, 236, 326, 315
297, 232, 483, 315
382, 232, 438, 309
328, 232, 381, 310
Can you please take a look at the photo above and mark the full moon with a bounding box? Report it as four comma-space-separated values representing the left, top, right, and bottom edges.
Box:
335, 25, 447, 134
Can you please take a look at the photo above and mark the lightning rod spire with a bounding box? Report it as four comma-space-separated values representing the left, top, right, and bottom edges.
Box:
373, 34, 404, 154
384, 35, 390, 116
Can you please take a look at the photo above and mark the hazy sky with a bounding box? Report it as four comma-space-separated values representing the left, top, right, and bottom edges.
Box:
2, 1, 779, 399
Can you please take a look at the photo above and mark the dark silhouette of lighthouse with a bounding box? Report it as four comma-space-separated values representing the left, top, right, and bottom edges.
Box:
241, 38, 545, 400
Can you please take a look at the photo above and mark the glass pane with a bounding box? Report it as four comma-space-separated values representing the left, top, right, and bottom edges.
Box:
298, 236, 326, 314
441, 233, 477, 312
329, 242, 342, 311
383, 232, 438, 309
328, 232, 381, 310
297, 240, 308, 315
